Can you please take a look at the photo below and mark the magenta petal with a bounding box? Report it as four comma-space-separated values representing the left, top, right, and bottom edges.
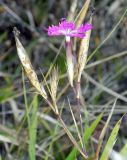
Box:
47, 19, 93, 38
78, 23, 93, 32
48, 26, 61, 36
59, 19, 75, 30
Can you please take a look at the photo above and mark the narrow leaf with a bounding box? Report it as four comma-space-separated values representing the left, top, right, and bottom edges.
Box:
28, 95, 38, 160
100, 118, 122, 160
120, 141, 127, 159
84, 113, 103, 142
94, 100, 117, 159
66, 148, 77, 160
66, 113, 103, 160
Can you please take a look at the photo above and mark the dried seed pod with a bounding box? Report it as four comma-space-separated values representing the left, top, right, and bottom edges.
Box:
50, 68, 59, 114
13, 27, 47, 100
76, 0, 91, 28
77, 18, 92, 83
50, 68, 59, 102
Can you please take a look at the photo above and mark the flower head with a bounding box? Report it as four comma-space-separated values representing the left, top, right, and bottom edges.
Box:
47, 19, 92, 40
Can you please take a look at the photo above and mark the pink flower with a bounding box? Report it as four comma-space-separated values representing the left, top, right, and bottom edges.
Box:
47, 19, 92, 40
47, 18, 93, 87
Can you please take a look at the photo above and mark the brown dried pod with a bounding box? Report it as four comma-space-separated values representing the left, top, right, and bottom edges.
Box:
13, 27, 47, 100
77, 18, 92, 83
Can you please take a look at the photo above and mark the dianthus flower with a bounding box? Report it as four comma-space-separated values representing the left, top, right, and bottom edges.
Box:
47, 19, 92, 87
47, 18, 92, 41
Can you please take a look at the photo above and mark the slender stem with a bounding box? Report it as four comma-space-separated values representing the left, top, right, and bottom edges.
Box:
22, 70, 30, 128
58, 115, 88, 159
74, 81, 86, 151
68, 98, 84, 149
45, 98, 57, 114
43, 96, 88, 159
77, 97, 85, 151
76, 81, 80, 99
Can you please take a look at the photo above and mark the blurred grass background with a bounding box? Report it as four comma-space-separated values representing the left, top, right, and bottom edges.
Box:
0, 0, 127, 159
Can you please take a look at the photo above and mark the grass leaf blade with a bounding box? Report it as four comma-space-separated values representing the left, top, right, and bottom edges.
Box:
65, 113, 103, 160
100, 118, 122, 160
28, 95, 38, 160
